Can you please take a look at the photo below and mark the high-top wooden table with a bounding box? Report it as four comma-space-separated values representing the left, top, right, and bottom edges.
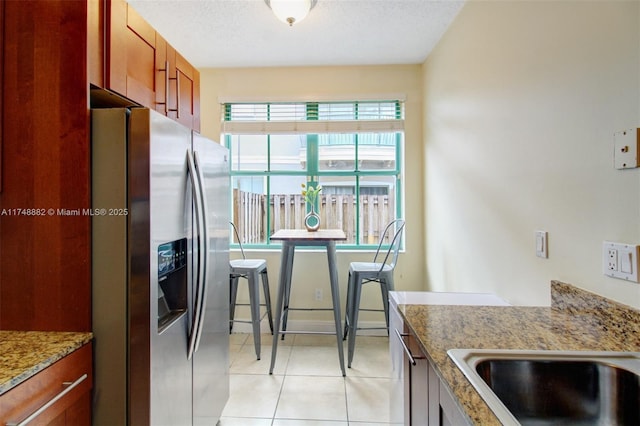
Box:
268, 229, 347, 376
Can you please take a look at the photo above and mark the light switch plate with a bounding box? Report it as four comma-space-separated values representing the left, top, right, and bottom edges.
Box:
602, 241, 639, 282
535, 231, 547, 258
613, 128, 639, 169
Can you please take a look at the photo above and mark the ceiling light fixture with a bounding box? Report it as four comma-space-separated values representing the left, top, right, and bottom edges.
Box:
264, 0, 318, 27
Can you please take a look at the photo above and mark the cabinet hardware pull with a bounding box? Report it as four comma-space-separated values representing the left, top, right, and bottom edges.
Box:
157, 61, 169, 115
6, 373, 88, 426
168, 71, 180, 119
394, 328, 426, 366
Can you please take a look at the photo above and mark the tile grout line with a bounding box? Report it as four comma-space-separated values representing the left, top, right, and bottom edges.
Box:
271, 334, 296, 424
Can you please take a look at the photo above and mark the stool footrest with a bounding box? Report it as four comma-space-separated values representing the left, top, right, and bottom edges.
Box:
284, 307, 336, 312
230, 310, 270, 324
232, 302, 269, 307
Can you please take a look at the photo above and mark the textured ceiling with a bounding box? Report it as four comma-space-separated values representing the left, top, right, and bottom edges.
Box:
126, 0, 465, 69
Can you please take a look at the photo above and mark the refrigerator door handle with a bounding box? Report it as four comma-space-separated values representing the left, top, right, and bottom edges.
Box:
186, 149, 206, 360
191, 150, 211, 354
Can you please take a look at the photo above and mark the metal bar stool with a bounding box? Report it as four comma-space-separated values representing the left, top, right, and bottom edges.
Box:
229, 222, 274, 360
343, 219, 405, 367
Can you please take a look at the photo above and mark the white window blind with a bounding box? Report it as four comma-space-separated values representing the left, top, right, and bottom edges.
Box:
222, 101, 405, 135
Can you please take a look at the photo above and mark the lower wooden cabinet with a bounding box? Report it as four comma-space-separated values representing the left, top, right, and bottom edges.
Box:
439, 377, 469, 426
0, 343, 93, 426
405, 336, 429, 425
390, 302, 468, 426
399, 332, 468, 426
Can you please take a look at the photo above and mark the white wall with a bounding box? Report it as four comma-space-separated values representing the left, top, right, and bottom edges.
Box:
200, 65, 426, 325
423, 0, 640, 307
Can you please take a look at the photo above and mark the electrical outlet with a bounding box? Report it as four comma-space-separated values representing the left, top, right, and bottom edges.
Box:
607, 249, 618, 271
602, 241, 640, 282
314, 288, 323, 301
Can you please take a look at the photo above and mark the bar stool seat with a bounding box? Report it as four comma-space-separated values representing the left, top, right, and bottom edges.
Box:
231, 258, 268, 271
229, 223, 274, 360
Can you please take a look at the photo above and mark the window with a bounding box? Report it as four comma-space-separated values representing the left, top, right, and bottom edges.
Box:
223, 101, 404, 249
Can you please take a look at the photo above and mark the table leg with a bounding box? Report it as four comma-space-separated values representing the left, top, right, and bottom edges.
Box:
269, 243, 292, 374
326, 241, 346, 376
281, 243, 295, 339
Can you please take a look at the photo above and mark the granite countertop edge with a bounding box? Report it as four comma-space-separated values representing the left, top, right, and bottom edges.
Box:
0, 331, 93, 395
398, 281, 640, 426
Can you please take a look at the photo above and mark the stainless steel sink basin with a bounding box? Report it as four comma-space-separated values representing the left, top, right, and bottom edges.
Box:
447, 349, 640, 426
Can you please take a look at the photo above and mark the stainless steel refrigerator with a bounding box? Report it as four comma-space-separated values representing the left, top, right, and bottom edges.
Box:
91, 108, 229, 426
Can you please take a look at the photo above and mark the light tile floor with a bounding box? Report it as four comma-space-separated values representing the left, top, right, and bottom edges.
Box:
220, 333, 403, 426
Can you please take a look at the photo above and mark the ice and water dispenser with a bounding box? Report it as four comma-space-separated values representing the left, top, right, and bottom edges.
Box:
157, 238, 188, 333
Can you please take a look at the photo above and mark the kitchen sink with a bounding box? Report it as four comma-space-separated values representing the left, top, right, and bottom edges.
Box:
447, 349, 640, 426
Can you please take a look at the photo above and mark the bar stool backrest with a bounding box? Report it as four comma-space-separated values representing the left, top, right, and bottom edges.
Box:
372, 218, 405, 274
230, 222, 246, 260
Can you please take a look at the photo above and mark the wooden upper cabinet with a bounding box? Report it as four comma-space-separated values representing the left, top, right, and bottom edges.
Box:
106, 0, 200, 130
108, 0, 158, 109
155, 33, 169, 115
88, 0, 104, 87
156, 33, 201, 131
170, 46, 201, 132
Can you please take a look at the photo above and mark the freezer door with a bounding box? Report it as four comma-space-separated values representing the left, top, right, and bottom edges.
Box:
143, 108, 193, 425
191, 132, 230, 425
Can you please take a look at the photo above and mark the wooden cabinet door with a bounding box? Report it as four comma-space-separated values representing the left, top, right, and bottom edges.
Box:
427, 361, 440, 425
152, 36, 201, 131
88, 0, 105, 87
107, 0, 158, 109
439, 380, 469, 426
154, 33, 170, 116
167, 45, 200, 131
407, 336, 429, 425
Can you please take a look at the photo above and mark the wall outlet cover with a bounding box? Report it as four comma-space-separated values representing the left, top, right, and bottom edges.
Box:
535, 231, 548, 258
602, 241, 639, 283
613, 128, 639, 169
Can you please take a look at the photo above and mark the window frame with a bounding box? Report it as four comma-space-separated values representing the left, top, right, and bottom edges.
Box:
224, 100, 404, 250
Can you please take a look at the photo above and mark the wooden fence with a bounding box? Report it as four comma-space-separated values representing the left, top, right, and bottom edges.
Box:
232, 189, 394, 245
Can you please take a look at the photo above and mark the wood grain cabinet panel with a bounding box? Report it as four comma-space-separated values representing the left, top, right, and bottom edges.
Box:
108, 0, 158, 109
170, 47, 201, 131
0, 0, 90, 332
107, 0, 200, 130
156, 33, 200, 131
0, 0, 4, 192
155, 33, 169, 115
0, 344, 93, 426
88, 0, 104, 87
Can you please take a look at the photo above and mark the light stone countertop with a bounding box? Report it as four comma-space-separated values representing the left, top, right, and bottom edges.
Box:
0, 331, 93, 395
397, 281, 640, 425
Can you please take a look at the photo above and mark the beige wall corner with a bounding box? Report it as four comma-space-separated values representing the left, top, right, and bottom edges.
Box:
422, 0, 640, 307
